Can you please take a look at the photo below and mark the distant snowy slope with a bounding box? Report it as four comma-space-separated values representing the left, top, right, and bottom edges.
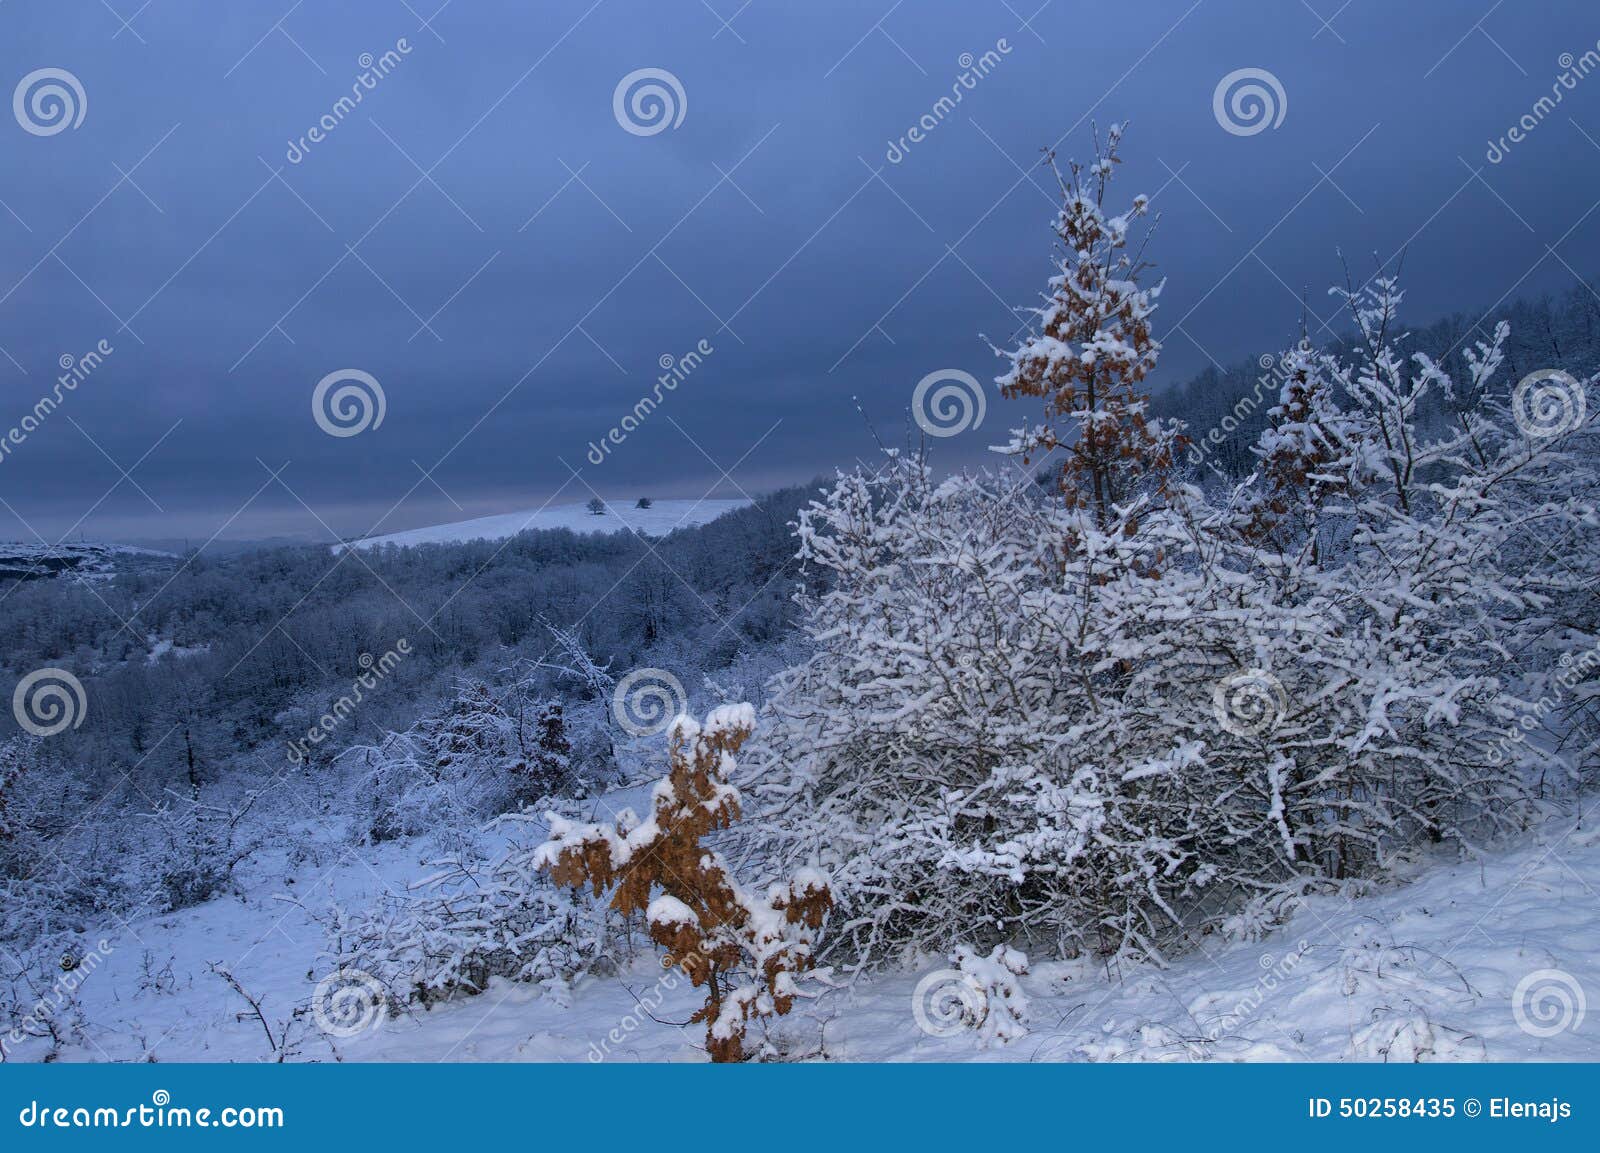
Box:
336, 498, 749, 552
0, 541, 173, 584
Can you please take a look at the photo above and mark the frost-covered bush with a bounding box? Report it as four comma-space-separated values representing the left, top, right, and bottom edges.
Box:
146, 784, 258, 912
953, 943, 1030, 1047
330, 818, 621, 1010
349, 678, 598, 850
0, 737, 38, 883
1218, 279, 1600, 890
749, 458, 1242, 964
1, 737, 147, 941
1460, 371, 1600, 787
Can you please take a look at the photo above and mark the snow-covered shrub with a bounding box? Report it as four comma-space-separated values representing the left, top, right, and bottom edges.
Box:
749, 456, 1240, 965
0, 737, 37, 882
537, 705, 833, 1062
1469, 373, 1600, 786
331, 824, 619, 1010
146, 782, 259, 912
550, 694, 617, 790
953, 943, 1030, 1047
351, 678, 598, 850
520, 699, 573, 806
0, 742, 123, 950
1219, 278, 1593, 878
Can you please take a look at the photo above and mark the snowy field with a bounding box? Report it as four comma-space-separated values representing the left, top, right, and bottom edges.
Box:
17, 795, 1597, 1064
336, 499, 749, 553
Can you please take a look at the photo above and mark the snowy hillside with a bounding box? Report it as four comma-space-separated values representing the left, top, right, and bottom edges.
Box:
0, 542, 172, 585
12, 801, 1597, 1063
336, 499, 749, 553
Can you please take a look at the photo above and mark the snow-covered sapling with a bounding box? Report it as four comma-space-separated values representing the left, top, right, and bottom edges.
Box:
537, 705, 832, 1062
993, 122, 1184, 532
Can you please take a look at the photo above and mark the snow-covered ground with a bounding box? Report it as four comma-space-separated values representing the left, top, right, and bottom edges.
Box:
336, 499, 749, 553
16, 800, 1599, 1063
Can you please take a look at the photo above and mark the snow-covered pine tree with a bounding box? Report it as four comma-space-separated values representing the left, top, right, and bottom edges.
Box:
518, 698, 572, 807
994, 123, 1183, 532
537, 705, 832, 1061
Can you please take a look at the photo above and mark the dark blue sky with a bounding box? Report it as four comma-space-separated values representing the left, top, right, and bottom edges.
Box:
2, 0, 1597, 541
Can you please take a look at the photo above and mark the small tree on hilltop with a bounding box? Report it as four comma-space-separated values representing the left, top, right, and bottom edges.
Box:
536, 705, 831, 1062
995, 123, 1183, 530
586, 498, 607, 516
